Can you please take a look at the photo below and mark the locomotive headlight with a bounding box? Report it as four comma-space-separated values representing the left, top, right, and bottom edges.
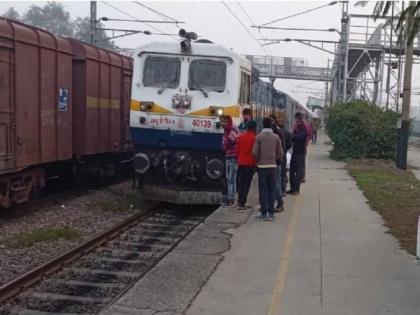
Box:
172, 94, 191, 109
210, 106, 224, 116
172, 95, 181, 107
140, 102, 154, 111
181, 95, 191, 108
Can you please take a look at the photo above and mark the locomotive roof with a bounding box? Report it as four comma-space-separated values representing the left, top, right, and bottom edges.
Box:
134, 40, 251, 70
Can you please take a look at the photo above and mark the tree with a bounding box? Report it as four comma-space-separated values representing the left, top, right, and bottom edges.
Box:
73, 17, 116, 50
24, 2, 73, 38
2, 2, 115, 50
357, 1, 418, 169
3, 7, 20, 20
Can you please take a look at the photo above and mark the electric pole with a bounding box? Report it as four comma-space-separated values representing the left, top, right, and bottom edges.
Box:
90, 1, 97, 45
396, 2, 414, 170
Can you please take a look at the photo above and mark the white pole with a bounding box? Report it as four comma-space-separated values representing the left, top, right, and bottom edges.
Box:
417, 216, 420, 260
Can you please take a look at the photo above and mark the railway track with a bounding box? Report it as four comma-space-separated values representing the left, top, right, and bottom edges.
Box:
0, 205, 215, 315
0, 176, 132, 220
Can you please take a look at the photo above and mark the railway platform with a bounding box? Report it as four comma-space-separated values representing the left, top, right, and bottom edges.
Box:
101, 135, 420, 315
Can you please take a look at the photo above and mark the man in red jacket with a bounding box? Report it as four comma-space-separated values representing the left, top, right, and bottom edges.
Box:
236, 120, 257, 212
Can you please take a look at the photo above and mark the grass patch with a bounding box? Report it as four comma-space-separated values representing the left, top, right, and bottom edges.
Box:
1, 227, 79, 248
347, 159, 420, 255
94, 191, 142, 212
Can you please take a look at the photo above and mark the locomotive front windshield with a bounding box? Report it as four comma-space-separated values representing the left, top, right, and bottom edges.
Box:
143, 56, 180, 88
188, 60, 226, 92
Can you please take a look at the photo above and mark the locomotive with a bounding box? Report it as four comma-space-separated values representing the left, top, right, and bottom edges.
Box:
130, 30, 296, 204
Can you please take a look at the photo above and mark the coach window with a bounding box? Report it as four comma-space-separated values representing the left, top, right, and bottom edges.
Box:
239, 72, 250, 104
143, 56, 180, 88
189, 60, 226, 92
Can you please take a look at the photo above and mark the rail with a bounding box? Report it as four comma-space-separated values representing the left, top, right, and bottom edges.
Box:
0, 209, 153, 303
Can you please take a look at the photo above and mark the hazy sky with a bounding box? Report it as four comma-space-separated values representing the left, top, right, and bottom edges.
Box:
2, 1, 417, 108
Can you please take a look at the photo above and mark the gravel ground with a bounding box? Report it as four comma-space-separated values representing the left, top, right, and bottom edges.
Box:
0, 181, 156, 286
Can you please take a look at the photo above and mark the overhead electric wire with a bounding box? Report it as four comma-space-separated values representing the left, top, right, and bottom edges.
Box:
101, 1, 178, 40
222, 1, 268, 55
236, 1, 274, 55
258, 1, 338, 27
132, 1, 181, 29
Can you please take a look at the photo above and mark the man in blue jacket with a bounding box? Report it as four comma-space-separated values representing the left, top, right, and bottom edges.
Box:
287, 112, 307, 195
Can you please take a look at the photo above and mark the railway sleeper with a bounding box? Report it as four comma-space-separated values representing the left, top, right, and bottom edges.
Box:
63, 267, 141, 279
98, 248, 163, 261
16, 309, 89, 315
128, 229, 185, 239
110, 240, 171, 252
136, 222, 191, 231
43, 279, 125, 290
16, 292, 107, 314
144, 217, 198, 226
120, 234, 177, 245
73, 258, 149, 274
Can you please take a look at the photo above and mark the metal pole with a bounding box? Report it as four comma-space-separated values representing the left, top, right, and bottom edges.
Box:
385, 2, 394, 110
397, 2, 414, 170
90, 1, 97, 45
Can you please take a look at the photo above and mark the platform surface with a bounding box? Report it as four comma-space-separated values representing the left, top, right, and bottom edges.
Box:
101, 134, 420, 315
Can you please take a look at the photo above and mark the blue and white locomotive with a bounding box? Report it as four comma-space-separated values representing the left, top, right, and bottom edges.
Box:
130, 31, 287, 204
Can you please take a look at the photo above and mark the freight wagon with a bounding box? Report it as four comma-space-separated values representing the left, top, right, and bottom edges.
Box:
0, 18, 133, 208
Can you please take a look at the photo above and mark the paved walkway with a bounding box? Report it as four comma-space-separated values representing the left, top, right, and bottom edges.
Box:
187, 134, 420, 315
102, 134, 420, 315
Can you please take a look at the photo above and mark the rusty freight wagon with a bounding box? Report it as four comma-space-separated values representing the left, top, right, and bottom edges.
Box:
0, 18, 133, 208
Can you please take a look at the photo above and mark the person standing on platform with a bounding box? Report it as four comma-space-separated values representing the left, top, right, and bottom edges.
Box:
277, 116, 292, 196
310, 118, 319, 144
221, 115, 239, 207
288, 112, 307, 195
299, 117, 312, 183
238, 108, 252, 133
252, 117, 282, 220
269, 114, 285, 212
236, 120, 257, 212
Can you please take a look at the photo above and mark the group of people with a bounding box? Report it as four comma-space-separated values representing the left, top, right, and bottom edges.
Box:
220, 108, 313, 221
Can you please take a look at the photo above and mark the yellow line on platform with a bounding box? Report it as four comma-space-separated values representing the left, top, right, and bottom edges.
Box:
268, 194, 302, 315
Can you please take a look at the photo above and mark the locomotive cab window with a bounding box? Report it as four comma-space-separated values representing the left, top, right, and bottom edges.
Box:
189, 60, 226, 92
143, 56, 180, 88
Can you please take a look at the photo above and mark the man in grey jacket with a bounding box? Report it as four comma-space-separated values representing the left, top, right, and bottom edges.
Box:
252, 117, 283, 220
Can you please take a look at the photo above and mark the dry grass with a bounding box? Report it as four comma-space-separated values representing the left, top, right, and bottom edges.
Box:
347, 159, 420, 255
1, 228, 79, 249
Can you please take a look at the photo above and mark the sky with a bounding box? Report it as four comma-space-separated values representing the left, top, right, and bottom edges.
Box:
2, 0, 418, 109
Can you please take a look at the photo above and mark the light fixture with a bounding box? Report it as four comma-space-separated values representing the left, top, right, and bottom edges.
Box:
140, 102, 153, 111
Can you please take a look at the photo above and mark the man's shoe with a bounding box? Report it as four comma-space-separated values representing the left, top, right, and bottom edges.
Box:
238, 205, 246, 213
274, 205, 284, 212
286, 190, 296, 194
290, 191, 299, 195
255, 213, 266, 220
301, 179, 306, 183
267, 213, 275, 221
